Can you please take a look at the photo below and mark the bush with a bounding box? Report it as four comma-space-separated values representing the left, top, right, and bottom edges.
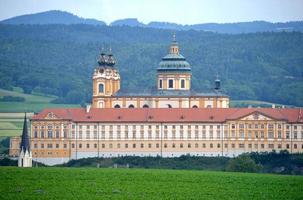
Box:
225, 154, 262, 173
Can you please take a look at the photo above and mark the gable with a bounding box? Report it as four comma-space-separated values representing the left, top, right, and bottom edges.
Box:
44, 112, 59, 119
239, 112, 273, 121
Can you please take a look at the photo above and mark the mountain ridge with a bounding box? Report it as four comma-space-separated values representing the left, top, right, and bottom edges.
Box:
1, 10, 303, 33
1, 10, 106, 26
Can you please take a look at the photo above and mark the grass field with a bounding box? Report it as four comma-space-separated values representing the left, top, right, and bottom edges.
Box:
0, 88, 80, 113
0, 167, 302, 200
0, 88, 79, 137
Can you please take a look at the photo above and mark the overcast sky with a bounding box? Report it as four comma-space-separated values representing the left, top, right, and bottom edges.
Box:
0, 0, 303, 24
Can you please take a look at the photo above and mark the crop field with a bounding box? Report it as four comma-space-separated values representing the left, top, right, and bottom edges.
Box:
0, 88, 79, 113
0, 167, 302, 200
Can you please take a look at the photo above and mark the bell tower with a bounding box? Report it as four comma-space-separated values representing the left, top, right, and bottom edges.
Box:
92, 49, 121, 108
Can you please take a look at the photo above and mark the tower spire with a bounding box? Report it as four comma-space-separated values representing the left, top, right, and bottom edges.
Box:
20, 113, 30, 153
169, 33, 179, 54
18, 112, 32, 167
98, 47, 107, 67
107, 47, 116, 67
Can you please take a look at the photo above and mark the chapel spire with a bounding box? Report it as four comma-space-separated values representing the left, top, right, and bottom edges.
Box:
18, 113, 32, 167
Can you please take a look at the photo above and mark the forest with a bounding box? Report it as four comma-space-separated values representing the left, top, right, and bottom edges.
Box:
0, 24, 302, 106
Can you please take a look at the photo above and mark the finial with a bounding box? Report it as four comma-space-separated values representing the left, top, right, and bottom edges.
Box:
109, 45, 112, 55
172, 32, 176, 42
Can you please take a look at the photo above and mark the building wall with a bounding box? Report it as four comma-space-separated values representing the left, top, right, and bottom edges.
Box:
9, 119, 303, 165
93, 97, 229, 109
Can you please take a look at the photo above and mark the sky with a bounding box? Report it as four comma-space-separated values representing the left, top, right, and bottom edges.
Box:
0, 0, 303, 24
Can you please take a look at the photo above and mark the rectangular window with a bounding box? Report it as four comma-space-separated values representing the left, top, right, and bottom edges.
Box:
168, 79, 174, 89
47, 130, 53, 138
159, 79, 163, 89
34, 131, 38, 138
268, 131, 274, 139
63, 130, 67, 138
40, 131, 44, 138
180, 79, 185, 89
56, 130, 60, 138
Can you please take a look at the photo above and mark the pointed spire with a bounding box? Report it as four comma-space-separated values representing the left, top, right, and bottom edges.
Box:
20, 112, 30, 153
107, 47, 116, 67
172, 32, 176, 42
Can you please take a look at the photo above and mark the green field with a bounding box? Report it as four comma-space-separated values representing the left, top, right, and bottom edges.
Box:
230, 100, 291, 108
0, 88, 80, 136
0, 88, 80, 113
0, 167, 302, 200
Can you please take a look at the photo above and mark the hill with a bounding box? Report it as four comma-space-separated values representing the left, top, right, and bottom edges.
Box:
2, 10, 303, 33
0, 24, 302, 106
0, 10, 106, 25
0, 167, 302, 199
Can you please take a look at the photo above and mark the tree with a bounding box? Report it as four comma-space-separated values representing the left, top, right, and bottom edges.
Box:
225, 154, 262, 173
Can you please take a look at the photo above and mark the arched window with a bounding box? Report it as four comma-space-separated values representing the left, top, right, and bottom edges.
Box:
143, 104, 149, 108
167, 104, 172, 108
114, 104, 120, 108
192, 105, 198, 108
128, 104, 135, 108
98, 84, 104, 93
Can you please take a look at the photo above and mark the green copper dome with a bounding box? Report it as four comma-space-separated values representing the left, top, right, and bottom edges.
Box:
157, 37, 191, 73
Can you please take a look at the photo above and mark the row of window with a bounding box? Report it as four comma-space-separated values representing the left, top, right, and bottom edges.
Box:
33, 129, 303, 140
34, 143, 303, 150
33, 130, 68, 139
232, 124, 302, 130
159, 79, 186, 89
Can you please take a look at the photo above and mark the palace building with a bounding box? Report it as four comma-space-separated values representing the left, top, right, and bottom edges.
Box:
9, 36, 303, 165
92, 35, 229, 109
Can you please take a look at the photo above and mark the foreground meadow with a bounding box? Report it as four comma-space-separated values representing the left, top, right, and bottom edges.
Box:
0, 167, 302, 200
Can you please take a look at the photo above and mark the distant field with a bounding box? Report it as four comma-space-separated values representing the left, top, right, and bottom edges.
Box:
0, 167, 302, 200
230, 100, 291, 108
0, 88, 80, 113
0, 88, 79, 136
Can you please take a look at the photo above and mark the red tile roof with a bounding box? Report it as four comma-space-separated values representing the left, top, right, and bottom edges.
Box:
31, 108, 303, 123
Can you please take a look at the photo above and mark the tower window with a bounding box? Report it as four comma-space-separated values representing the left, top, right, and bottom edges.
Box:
143, 104, 149, 108
168, 79, 174, 89
159, 79, 163, 89
128, 104, 135, 108
180, 79, 185, 89
114, 104, 121, 108
98, 84, 104, 93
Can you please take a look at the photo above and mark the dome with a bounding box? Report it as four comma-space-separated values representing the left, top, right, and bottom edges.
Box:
157, 36, 191, 73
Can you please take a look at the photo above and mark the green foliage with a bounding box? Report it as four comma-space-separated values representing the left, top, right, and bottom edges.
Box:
58, 152, 303, 175
225, 154, 262, 173
0, 167, 302, 199
0, 96, 25, 102
0, 24, 302, 106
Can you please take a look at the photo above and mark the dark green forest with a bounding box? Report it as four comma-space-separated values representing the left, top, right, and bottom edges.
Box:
0, 24, 302, 106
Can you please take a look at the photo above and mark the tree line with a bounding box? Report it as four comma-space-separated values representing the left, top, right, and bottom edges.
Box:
0, 24, 302, 106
